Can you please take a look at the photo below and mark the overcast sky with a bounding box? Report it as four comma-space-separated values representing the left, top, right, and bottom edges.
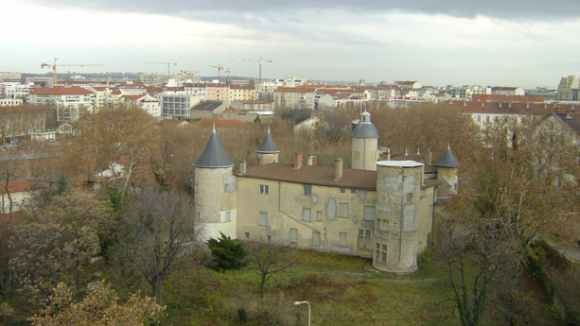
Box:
2, 0, 579, 88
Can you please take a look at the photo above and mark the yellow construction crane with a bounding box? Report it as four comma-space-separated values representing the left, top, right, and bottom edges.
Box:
141, 61, 177, 74
40, 58, 104, 85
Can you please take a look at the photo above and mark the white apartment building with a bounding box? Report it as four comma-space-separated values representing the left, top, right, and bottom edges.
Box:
491, 86, 525, 96
28, 86, 94, 121
0, 72, 21, 80
119, 94, 161, 117
0, 81, 33, 99
557, 76, 580, 101
0, 99, 23, 107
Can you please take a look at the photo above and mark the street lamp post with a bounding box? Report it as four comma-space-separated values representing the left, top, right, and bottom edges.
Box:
293, 301, 311, 326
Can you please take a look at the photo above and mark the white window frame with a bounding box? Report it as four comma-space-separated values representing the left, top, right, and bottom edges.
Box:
259, 212, 267, 226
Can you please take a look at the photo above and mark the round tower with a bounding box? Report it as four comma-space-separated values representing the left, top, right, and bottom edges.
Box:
256, 126, 280, 164
373, 161, 423, 273
434, 145, 459, 197
194, 126, 237, 240
352, 111, 379, 171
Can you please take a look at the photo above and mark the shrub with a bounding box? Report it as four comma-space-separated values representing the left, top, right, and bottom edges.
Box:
206, 232, 247, 272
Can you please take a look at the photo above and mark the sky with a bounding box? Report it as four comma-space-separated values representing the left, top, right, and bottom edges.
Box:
2, 0, 580, 88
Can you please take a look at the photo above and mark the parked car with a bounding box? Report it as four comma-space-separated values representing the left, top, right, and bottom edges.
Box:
48, 138, 56, 143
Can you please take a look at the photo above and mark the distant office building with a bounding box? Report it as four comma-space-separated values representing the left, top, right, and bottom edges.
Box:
0, 72, 21, 80
557, 76, 580, 101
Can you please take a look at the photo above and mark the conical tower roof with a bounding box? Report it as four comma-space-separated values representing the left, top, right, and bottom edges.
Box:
256, 126, 280, 154
434, 145, 459, 168
194, 126, 233, 168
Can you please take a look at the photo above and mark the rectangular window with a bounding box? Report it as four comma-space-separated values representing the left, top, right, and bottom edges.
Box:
312, 231, 321, 247
340, 188, 345, 193
302, 208, 311, 222
317, 211, 322, 221
486, 115, 490, 122
303, 184, 311, 195
267, 235, 271, 241
196, 211, 201, 220
428, 204, 433, 218
245, 232, 250, 239
350, 188, 356, 194
379, 219, 388, 231
259, 212, 267, 226
364, 206, 376, 221
290, 228, 297, 242
358, 229, 372, 250
224, 184, 229, 192
339, 232, 347, 247
224, 211, 231, 222
376, 243, 387, 263
259, 184, 269, 194
339, 202, 348, 217
477, 115, 481, 122
406, 193, 413, 203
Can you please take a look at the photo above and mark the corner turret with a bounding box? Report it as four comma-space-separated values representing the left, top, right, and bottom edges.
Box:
434, 144, 459, 197
256, 126, 280, 164
352, 110, 379, 171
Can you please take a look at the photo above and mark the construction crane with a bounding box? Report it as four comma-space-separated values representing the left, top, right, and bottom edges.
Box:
208, 64, 224, 83
237, 56, 273, 83
141, 61, 177, 74
40, 58, 104, 85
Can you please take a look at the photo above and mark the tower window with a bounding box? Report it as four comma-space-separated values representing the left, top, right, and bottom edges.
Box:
354, 151, 360, 161
303, 184, 312, 195
259, 184, 269, 194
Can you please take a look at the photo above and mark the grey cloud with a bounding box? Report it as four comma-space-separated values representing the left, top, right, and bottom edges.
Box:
21, 0, 580, 20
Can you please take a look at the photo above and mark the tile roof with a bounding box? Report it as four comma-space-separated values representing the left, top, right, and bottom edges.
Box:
241, 163, 378, 190
192, 101, 224, 111
30, 86, 92, 96
0, 179, 46, 194
546, 112, 580, 134
434, 146, 459, 168
446, 100, 572, 115
472, 94, 544, 103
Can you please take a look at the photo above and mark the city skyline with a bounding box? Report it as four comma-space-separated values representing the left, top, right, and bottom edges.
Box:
3, 0, 580, 88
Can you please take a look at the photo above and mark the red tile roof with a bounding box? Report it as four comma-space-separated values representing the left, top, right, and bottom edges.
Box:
473, 94, 543, 102
0, 179, 46, 194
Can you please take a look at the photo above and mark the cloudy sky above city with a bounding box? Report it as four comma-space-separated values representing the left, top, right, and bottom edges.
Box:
2, 0, 579, 87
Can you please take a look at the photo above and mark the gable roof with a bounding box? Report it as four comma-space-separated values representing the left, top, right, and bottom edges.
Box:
544, 112, 580, 134
0, 179, 46, 194
242, 163, 377, 190
193, 128, 233, 168
192, 101, 224, 111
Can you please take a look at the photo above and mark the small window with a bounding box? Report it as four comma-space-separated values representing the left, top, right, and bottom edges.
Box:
354, 151, 360, 161
245, 232, 250, 239
376, 243, 387, 263
454, 183, 458, 191
339, 202, 348, 217
303, 184, 312, 195
317, 211, 322, 221
371, 151, 376, 161
290, 228, 297, 242
364, 206, 376, 221
486, 115, 490, 122
406, 193, 413, 203
350, 188, 356, 194
340, 188, 345, 193
339, 232, 347, 247
358, 229, 372, 250
312, 231, 321, 246
259, 184, 269, 194
477, 115, 481, 122
267, 235, 271, 241
379, 219, 388, 231
224, 211, 231, 222
259, 212, 267, 226
302, 208, 311, 221
196, 211, 201, 220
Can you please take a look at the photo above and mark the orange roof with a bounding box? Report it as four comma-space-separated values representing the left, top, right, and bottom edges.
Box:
224, 107, 248, 113
194, 119, 250, 128
30, 86, 92, 96
0, 179, 46, 194
472, 94, 543, 103
230, 84, 255, 90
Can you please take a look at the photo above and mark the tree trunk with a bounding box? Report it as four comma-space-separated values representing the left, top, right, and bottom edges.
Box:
260, 274, 266, 301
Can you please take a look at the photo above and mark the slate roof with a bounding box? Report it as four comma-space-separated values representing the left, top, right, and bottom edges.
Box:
352, 119, 379, 139
434, 146, 459, 168
193, 128, 233, 168
256, 127, 280, 153
241, 163, 377, 190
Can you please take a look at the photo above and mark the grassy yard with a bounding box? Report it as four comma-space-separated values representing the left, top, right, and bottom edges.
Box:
151, 248, 563, 326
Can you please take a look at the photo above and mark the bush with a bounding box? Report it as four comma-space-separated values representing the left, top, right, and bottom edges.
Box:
206, 232, 247, 272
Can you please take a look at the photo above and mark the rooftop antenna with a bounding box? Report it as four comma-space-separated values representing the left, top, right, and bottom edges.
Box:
405, 146, 408, 155
417, 145, 420, 155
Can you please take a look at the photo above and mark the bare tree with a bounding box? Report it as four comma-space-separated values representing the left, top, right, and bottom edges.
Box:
433, 218, 523, 326
0, 157, 22, 223
115, 187, 199, 304
245, 240, 295, 301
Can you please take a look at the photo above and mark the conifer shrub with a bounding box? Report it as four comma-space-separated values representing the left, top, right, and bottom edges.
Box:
206, 232, 247, 272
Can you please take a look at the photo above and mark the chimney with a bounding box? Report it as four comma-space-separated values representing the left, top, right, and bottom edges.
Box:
387, 148, 391, 161
566, 111, 572, 119
306, 154, 313, 166
334, 158, 343, 181
257, 157, 261, 166
312, 156, 318, 166
293, 152, 303, 169
239, 160, 246, 174
426, 149, 433, 165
